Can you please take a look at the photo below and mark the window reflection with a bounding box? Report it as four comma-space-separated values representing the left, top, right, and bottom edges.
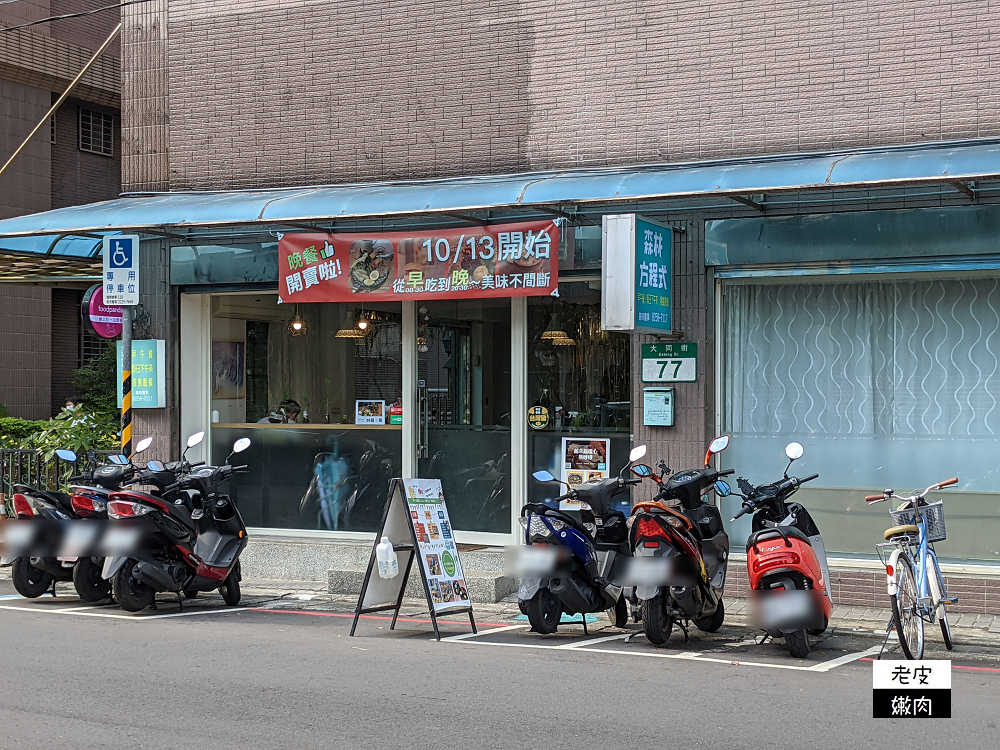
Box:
210, 295, 403, 532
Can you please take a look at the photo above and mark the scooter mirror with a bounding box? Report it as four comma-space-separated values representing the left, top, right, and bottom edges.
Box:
135, 436, 154, 454
109, 455, 129, 465
146, 460, 166, 472
785, 442, 804, 461
708, 435, 730, 454
631, 463, 655, 478
628, 444, 647, 463
232, 437, 251, 454
532, 470, 556, 482
186, 431, 206, 449
714, 479, 732, 497
55, 449, 77, 463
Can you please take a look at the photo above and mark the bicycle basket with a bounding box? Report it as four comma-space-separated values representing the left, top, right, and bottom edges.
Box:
890, 500, 946, 543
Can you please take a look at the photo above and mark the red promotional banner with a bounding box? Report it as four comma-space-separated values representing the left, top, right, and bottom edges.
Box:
277, 220, 560, 303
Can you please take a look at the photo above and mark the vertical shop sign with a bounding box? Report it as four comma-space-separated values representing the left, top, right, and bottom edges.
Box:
116, 339, 165, 408
601, 214, 673, 334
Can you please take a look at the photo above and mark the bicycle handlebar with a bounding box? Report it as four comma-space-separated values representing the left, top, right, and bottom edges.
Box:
865, 476, 959, 505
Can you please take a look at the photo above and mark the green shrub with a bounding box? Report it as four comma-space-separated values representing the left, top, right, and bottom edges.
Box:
72, 343, 117, 420
27, 406, 119, 461
0, 417, 50, 448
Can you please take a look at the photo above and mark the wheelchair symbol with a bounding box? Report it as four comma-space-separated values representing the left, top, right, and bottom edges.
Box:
109, 239, 133, 268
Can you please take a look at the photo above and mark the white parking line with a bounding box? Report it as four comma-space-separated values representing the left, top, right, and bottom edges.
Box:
0, 603, 241, 620
442, 624, 528, 641
807, 645, 882, 672
555, 634, 629, 649
445, 631, 872, 672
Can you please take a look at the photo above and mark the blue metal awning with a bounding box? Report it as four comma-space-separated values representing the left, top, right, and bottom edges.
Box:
3, 140, 1000, 250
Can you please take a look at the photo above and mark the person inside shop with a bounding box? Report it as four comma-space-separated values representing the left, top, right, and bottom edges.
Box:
256, 399, 302, 424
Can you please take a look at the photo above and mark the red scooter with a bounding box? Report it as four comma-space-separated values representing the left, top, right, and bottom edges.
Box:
727, 442, 832, 658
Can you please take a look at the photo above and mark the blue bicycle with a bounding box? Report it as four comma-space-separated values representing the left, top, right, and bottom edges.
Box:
866, 478, 958, 660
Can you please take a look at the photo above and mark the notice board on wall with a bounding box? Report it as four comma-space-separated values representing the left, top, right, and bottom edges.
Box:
351, 478, 476, 640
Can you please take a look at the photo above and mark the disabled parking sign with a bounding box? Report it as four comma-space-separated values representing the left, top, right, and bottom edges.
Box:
102, 235, 140, 306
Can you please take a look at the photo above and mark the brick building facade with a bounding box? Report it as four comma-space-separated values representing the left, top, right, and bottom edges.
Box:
3, 0, 1000, 606
0, 1, 121, 418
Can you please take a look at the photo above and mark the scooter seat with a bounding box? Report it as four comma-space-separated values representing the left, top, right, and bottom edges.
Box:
746, 525, 812, 552
884, 524, 919, 540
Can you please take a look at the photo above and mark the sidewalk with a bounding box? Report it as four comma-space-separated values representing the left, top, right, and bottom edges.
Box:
240, 578, 1000, 649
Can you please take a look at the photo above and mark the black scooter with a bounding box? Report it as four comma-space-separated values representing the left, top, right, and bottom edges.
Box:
102, 433, 251, 611
4, 439, 154, 601
628, 435, 734, 644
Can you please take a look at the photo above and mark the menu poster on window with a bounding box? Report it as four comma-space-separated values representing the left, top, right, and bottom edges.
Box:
560, 438, 611, 510
402, 478, 471, 612
355, 399, 386, 425
277, 220, 560, 304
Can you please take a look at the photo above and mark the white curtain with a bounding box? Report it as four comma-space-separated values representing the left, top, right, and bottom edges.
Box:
723, 278, 1000, 440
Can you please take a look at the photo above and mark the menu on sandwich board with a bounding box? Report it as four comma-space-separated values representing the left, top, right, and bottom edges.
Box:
351, 478, 476, 640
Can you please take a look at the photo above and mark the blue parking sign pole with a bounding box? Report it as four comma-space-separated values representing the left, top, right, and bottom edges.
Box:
103, 235, 140, 457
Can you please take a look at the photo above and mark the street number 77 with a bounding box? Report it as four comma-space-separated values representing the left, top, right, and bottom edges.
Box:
657, 360, 683, 379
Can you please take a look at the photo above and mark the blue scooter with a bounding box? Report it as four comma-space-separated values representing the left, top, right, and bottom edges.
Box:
516, 445, 647, 634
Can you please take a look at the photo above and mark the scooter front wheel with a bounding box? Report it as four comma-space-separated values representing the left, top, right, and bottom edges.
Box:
786, 628, 810, 659
526, 588, 561, 634
642, 594, 673, 646
12, 557, 52, 598
112, 560, 155, 612
73, 557, 111, 602
607, 595, 628, 628
693, 599, 725, 633
220, 561, 241, 606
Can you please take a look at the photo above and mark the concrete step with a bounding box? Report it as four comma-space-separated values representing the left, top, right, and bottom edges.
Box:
327, 567, 516, 604
327, 545, 514, 604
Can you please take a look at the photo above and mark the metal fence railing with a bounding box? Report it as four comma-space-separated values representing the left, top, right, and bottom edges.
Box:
0, 449, 118, 515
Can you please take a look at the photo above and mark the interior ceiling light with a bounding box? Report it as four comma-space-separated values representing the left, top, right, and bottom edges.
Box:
552, 336, 576, 346
287, 305, 308, 336
541, 312, 568, 340
335, 310, 368, 338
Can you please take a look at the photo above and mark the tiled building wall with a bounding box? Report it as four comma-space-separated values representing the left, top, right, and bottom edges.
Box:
51, 96, 122, 209
139, 0, 1000, 191
0, 285, 52, 420
50, 288, 82, 415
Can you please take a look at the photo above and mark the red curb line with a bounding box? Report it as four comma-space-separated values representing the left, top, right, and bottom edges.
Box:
860, 657, 1000, 672
247, 608, 509, 627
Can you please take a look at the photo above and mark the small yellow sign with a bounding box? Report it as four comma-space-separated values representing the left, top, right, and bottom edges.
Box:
527, 405, 550, 430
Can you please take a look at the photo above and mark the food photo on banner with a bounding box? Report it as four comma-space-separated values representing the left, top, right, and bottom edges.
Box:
276, 220, 560, 303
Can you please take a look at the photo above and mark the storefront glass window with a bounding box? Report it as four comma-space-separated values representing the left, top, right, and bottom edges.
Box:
527, 280, 632, 511
720, 277, 1000, 561
210, 294, 403, 532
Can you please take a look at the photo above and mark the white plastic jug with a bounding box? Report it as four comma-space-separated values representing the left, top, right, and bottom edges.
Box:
376, 536, 399, 579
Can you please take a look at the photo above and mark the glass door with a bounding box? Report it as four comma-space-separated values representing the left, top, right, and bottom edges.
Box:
416, 299, 512, 533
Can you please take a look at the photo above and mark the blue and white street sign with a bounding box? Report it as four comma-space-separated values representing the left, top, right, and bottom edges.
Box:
102, 235, 140, 306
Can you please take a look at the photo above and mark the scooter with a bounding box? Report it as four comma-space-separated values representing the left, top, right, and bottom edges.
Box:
727, 441, 830, 658
517, 445, 647, 634
627, 435, 734, 645
102, 433, 251, 612
4, 439, 154, 601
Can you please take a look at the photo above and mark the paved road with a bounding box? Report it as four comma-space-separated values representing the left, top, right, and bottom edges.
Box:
1, 579, 997, 750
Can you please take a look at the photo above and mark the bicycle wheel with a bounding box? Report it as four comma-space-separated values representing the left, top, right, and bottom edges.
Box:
928, 554, 954, 651
891, 554, 924, 660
